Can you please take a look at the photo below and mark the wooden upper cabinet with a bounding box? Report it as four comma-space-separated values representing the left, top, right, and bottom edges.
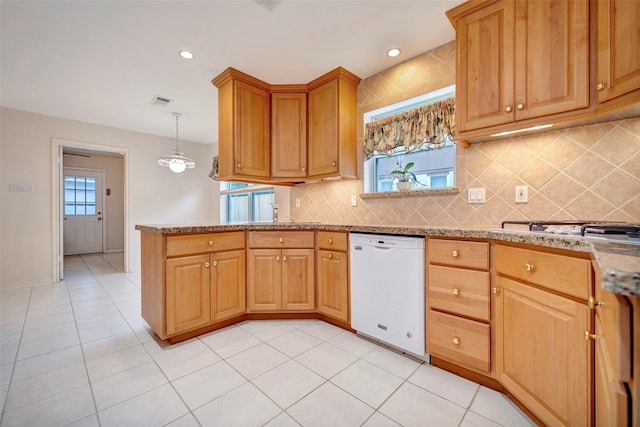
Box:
596, 0, 640, 104
271, 91, 307, 180
448, 0, 590, 136
212, 68, 271, 182
307, 68, 360, 180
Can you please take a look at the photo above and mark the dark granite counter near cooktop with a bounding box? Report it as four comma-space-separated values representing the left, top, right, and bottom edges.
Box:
136, 223, 640, 297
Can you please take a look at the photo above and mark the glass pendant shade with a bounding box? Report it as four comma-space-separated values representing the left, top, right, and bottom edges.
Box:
158, 112, 195, 173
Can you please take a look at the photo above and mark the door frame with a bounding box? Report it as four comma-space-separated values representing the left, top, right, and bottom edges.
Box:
62, 167, 106, 255
52, 138, 130, 280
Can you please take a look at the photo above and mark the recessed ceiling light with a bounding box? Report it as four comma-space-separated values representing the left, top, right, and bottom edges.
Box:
387, 48, 401, 58
179, 50, 195, 60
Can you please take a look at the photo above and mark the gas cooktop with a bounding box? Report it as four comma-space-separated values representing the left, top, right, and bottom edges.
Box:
499, 220, 640, 245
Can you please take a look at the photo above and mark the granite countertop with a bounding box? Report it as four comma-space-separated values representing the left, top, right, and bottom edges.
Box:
135, 223, 640, 297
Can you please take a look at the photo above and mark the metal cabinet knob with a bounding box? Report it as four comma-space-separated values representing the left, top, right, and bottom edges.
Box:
452, 288, 460, 296
452, 250, 459, 257
279, 237, 284, 243
596, 82, 606, 90
302, 167, 306, 172
328, 253, 333, 259
205, 262, 210, 268
237, 163, 242, 169
588, 296, 603, 309
208, 240, 214, 246
585, 330, 598, 341
492, 287, 500, 294
453, 337, 460, 345
212, 261, 218, 266
332, 161, 336, 167
524, 263, 535, 272
505, 105, 513, 113
517, 103, 525, 110
328, 238, 333, 244
276, 255, 281, 261
283, 256, 287, 261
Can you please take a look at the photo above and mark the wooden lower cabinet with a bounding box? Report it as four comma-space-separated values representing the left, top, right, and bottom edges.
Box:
317, 249, 349, 322
496, 276, 591, 426
166, 255, 211, 336
247, 248, 314, 311
211, 250, 246, 321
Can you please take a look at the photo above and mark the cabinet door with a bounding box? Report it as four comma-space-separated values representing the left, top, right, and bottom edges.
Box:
317, 250, 349, 322
595, 316, 629, 427
456, 0, 515, 132
247, 249, 282, 311
308, 79, 339, 177
596, 0, 640, 103
166, 255, 211, 335
497, 276, 591, 426
514, 0, 589, 120
211, 250, 246, 321
272, 93, 307, 179
234, 80, 270, 179
281, 249, 315, 311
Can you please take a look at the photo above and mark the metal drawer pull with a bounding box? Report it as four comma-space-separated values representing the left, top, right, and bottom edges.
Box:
492, 287, 500, 294
452, 288, 459, 296
452, 337, 460, 345
524, 263, 535, 272
208, 240, 214, 246
585, 330, 598, 341
452, 250, 459, 257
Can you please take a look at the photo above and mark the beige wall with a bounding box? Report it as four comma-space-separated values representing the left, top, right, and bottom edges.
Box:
290, 41, 640, 226
63, 153, 125, 252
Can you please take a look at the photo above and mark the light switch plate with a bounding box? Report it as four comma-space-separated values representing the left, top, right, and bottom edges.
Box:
468, 187, 486, 204
295, 198, 301, 208
351, 194, 358, 207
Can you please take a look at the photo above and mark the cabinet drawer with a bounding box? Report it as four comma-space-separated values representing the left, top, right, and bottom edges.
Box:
495, 245, 591, 300
428, 265, 490, 321
428, 310, 490, 372
248, 231, 315, 248
317, 231, 348, 251
166, 232, 245, 257
428, 239, 489, 269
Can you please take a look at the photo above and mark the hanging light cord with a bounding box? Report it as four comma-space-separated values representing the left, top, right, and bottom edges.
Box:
174, 112, 181, 153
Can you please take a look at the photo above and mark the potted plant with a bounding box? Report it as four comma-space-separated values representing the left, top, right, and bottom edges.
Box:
390, 159, 417, 193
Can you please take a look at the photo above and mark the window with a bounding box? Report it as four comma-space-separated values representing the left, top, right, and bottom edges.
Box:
370, 145, 456, 192
64, 176, 96, 215
363, 86, 457, 194
220, 182, 275, 223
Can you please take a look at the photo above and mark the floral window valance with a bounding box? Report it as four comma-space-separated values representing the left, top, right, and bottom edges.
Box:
363, 97, 456, 160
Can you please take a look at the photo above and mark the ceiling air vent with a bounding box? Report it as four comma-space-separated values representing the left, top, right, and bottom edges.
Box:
254, 0, 281, 12
149, 95, 173, 107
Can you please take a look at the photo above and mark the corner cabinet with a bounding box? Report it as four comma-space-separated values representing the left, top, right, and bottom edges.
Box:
494, 244, 593, 426
212, 68, 271, 182
595, 0, 640, 106
307, 68, 360, 180
246, 231, 315, 312
316, 231, 350, 323
141, 231, 246, 341
271, 89, 307, 181
447, 0, 590, 137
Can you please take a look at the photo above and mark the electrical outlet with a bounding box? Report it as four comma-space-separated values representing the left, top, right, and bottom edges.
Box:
351, 194, 358, 207
467, 188, 486, 204
515, 186, 528, 203
295, 198, 301, 208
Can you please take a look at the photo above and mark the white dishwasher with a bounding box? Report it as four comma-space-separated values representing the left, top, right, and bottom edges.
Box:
350, 233, 426, 358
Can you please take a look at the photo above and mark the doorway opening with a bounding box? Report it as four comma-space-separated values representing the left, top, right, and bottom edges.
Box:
52, 138, 129, 281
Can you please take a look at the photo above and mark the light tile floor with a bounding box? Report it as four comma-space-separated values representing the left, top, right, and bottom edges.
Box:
0, 254, 536, 426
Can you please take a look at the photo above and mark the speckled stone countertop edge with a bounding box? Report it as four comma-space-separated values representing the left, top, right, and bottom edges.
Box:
135, 223, 639, 297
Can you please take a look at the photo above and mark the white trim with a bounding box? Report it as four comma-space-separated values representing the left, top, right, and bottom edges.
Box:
364, 85, 456, 123
51, 138, 130, 281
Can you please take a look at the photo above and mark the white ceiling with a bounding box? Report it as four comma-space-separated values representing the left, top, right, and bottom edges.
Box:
1, 0, 461, 145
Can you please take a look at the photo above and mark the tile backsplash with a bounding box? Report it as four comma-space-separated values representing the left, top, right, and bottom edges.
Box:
290, 41, 640, 226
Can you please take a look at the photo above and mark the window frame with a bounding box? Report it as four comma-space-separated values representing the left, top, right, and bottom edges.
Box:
220, 183, 275, 223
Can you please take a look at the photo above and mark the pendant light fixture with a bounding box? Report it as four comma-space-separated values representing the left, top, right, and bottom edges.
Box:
158, 112, 195, 173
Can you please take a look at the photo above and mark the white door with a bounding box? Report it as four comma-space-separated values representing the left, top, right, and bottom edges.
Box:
63, 169, 103, 255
